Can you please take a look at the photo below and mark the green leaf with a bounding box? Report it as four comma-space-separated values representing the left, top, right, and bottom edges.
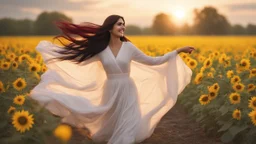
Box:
218, 121, 232, 132
229, 125, 248, 137
219, 105, 228, 115
220, 131, 234, 143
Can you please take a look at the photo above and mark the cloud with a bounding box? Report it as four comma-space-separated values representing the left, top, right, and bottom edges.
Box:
224, 2, 256, 11
0, 0, 102, 11
21, 7, 42, 15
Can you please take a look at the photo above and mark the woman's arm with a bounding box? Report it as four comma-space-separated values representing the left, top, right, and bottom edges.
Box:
130, 43, 178, 65
130, 42, 195, 66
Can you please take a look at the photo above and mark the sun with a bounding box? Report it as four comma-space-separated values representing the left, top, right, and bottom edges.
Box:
174, 9, 185, 19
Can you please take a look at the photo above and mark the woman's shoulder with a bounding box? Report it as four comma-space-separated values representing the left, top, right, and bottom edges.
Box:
124, 41, 136, 49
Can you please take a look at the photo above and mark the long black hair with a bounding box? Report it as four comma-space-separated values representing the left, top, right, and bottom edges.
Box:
49, 14, 130, 64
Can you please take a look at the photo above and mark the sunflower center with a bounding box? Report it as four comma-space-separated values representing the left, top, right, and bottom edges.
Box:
253, 101, 256, 107
206, 61, 210, 66
18, 116, 28, 125
18, 98, 21, 102
190, 62, 195, 66
236, 85, 241, 89
210, 92, 215, 97
236, 112, 240, 117
31, 66, 36, 71
17, 81, 23, 87
13, 63, 17, 67
0, 88, 2, 92
202, 96, 208, 102
3, 64, 7, 68
233, 96, 238, 101
10, 109, 15, 114
241, 62, 246, 66
252, 70, 256, 74
234, 78, 238, 82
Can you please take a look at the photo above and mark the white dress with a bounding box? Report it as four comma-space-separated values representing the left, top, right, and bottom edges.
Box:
30, 40, 192, 144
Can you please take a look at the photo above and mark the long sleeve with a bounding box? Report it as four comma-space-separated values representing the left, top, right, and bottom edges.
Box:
130, 42, 178, 66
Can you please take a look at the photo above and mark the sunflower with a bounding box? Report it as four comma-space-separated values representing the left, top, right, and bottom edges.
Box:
28, 62, 40, 72
208, 83, 220, 92
41, 65, 47, 72
12, 61, 18, 70
12, 110, 34, 133
230, 75, 241, 84
7, 52, 16, 60
0, 81, 5, 93
207, 72, 214, 78
1, 61, 11, 70
251, 51, 256, 59
236, 64, 243, 74
13, 95, 25, 105
199, 94, 210, 105
180, 53, 187, 60
18, 54, 31, 63
233, 83, 245, 92
248, 110, 256, 126
203, 58, 212, 68
198, 55, 206, 63
249, 97, 256, 110
232, 109, 241, 120
249, 68, 256, 78
223, 60, 231, 68
194, 72, 203, 84
186, 57, 191, 63
12, 78, 27, 91
247, 84, 255, 92
214, 51, 220, 57
54, 124, 72, 142
19, 48, 25, 54
14, 56, 19, 62
229, 93, 241, 104
8, 106, 16, 114
208, 90, 218, 100
218, 54, 227, 64
187, 59, 197, 69
239, 59, 250, 70
226, 70, 234, 79
200, 66, 206, 73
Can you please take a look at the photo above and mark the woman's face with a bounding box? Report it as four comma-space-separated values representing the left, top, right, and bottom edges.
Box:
110, 18, 125, 38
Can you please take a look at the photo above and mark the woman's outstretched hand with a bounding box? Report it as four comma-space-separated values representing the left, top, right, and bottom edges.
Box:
177, 46, 195, 54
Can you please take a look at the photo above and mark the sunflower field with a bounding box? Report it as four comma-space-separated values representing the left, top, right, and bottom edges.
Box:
0, 36, 256, 144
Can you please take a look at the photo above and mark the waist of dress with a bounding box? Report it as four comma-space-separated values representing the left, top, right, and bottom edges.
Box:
106, 73, 130, 79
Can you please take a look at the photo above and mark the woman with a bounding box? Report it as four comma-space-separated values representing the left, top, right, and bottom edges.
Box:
30, 14, 195, 144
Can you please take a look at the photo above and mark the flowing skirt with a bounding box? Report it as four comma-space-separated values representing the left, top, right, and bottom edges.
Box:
30, 40, 193, 144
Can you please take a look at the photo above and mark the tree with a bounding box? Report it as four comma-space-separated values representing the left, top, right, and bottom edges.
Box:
231, 24, 246, 35
152, 13, 176, 35
0, 18, 33, 36
193, 6, 231, 35
246, 24, 256, 35
34, 11, 72, 35
125, 25, 142, 35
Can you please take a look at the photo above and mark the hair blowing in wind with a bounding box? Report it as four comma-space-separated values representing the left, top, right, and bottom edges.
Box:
49, 15, 130, 64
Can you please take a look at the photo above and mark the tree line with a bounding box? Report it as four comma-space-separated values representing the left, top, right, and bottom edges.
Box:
0, 6, 255, 36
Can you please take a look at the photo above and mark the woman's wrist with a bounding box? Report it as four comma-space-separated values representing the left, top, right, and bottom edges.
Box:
176, 48, 183, 54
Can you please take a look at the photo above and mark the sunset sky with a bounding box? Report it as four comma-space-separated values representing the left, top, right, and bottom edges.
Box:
0, 0, 255, 28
